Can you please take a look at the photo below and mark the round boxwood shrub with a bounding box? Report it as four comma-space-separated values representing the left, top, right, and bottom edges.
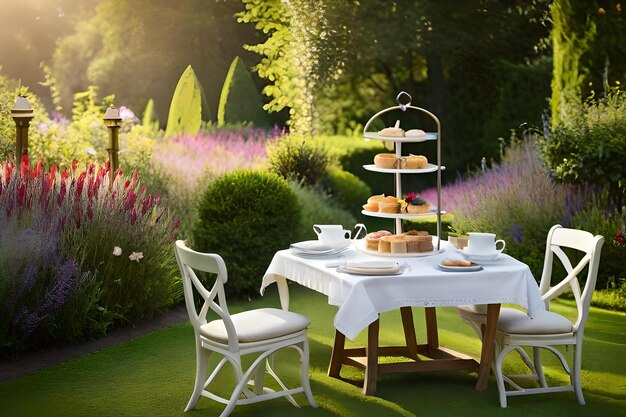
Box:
192, 170, 300, 298
267, 135, 330, 186
322, 165, 372, 212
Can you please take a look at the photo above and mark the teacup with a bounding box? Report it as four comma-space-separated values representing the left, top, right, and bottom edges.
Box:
313, 223, 367, 248
467, 232, 506, 256
313, 224, 352, 248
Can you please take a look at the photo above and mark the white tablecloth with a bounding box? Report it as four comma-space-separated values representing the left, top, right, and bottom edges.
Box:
261, 244, 545, 340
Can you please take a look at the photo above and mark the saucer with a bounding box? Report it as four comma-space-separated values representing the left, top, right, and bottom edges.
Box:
290, 240, 351, 253
459, 249, 500, 262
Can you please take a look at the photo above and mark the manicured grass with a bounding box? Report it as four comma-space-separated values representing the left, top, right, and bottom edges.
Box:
1, 285, 625, 417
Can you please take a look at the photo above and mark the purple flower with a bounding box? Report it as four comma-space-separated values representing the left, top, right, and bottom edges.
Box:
509, 224, 523, 243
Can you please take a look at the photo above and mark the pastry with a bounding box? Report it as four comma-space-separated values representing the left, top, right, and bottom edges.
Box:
362, 202, 379, 212
378, 236, 392, 253
367, 194, 386, 204
405, 154, 428, 169
389, 237, 408, 253
404, 202, 431, 214
364, 230, 392, 251
404, 230, 430, 237
418, 240, 433, 252
378, 199, 400, 213
378, 120, 404, 137
374, 153, 397, 169
401, 192, 430, 214
405, 129, 426, 137
442, 259, 473, 267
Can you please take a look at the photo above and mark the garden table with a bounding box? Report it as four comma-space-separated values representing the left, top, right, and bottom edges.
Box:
261, 243, 544, 395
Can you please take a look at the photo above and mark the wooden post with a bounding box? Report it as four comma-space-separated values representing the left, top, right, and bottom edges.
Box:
103, 105, 122, 184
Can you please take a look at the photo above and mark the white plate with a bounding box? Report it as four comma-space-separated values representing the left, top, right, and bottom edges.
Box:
438, 262, 483, 272
355, 238, 446, 258
458, 249, 501, 263
338, 262, 403, 275
361, 208, 445, 218
290, 240, 351, 254
362, 163, 445, 174
290, 248, 349, 259
364, 132, 437, 142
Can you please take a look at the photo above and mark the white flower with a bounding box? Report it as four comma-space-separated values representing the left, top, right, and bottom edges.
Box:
129, 251, 144, 262
113, 246, 122, 256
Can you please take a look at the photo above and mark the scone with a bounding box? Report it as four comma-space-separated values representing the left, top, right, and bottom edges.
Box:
378, 120, 404, 137
405, 154, 428, 169
405, 129, 426, 137
374, 153, 397, 169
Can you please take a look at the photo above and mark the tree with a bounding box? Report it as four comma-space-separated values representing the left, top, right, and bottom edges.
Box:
550, 0, 626, 127
51, 0, 261, 125
239, 0, 551, 172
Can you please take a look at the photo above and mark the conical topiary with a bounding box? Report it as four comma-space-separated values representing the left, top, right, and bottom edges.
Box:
217, 56, 269, 127
165, 65, 211, 136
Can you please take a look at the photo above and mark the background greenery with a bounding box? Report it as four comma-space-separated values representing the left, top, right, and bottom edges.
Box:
0, 0, 625, 360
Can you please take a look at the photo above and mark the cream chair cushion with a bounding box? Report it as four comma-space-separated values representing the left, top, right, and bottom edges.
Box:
497, 308, 573, 335
201, 308, 311, 343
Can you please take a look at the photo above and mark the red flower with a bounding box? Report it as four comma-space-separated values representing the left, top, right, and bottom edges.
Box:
404, 192, 417, 204
76, 171, 86, 197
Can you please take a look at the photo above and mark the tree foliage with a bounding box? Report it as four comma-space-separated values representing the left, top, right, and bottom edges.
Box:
550, 0, 626, 127
239, 0, 552, 172
51, 0, 260, 125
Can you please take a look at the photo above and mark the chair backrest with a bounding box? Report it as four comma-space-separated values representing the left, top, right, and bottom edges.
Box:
538, 225, 605, 335
174, 240, 239, 351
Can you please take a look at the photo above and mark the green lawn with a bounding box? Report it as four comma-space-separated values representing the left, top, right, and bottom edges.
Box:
1, 284, 625, 417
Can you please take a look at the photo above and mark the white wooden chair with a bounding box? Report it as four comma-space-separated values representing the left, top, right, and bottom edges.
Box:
174, 240, 318, 417
457, 225, 604, 407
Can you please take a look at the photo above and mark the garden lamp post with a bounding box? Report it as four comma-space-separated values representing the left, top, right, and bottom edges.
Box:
103, 105, 122, 183
11, 96, 34, 170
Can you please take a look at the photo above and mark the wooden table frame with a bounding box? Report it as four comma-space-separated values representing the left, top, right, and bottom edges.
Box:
327, 304, 501, 395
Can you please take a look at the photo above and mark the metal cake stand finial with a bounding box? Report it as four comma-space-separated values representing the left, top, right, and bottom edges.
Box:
396, 91, 412, 111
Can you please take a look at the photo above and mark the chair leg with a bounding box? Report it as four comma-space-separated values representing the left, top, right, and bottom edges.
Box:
532, 346, 547, 388
220, 358, 246, 417
495, 346, 515, 408
572, 345, 585, 405
185, 340, 210, 412
300, 339, 318, 408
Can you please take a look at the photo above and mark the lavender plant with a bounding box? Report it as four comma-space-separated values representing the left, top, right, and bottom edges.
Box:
421, 139, 586, 276
149, 128, 271, 237
0, 156, 180, 355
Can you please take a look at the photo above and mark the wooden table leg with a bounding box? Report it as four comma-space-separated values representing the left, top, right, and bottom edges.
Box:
424, 307, 439, 351
400, 307, 418, 359
476, 303, 501, 391
363, 318, 380, 395
328, 329, 346, 378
